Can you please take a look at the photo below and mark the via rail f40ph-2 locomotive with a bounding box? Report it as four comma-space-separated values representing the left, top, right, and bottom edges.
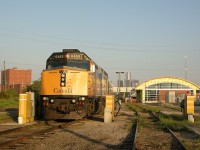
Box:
40, 49, 109, 120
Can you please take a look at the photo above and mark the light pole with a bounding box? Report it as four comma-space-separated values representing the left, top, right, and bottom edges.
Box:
116, 72, 124, 93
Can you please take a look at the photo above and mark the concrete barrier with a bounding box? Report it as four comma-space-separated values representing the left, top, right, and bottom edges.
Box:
104, 108, 113, 123
188, 114, 194, 123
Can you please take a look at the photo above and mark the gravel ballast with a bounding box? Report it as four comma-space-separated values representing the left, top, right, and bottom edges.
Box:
15, 104, 134, 150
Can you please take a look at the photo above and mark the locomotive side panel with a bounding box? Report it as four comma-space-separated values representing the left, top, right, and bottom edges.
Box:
94, 66, 102, 97
102, 71, 108, 96
88, 72, 95, 97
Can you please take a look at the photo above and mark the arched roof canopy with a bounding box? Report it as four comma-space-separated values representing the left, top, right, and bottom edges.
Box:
136, 77, 200, 91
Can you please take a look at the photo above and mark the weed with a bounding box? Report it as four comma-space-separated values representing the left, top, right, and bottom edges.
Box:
0, 98, 19, 108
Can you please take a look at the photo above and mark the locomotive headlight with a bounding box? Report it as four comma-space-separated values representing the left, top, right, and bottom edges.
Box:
43, 97, 49, 101
61, 82, 65, 87
60, 71, 66, 87
61, 73, 65, 77
79, 97, 85, 100
50, 99, 55, 103
71, 99, 76, 103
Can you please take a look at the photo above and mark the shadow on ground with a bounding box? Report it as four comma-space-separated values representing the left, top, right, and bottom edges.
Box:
2, 108, 18, 123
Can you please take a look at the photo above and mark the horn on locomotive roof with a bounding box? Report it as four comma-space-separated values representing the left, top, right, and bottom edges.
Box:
63, 49, 80, 53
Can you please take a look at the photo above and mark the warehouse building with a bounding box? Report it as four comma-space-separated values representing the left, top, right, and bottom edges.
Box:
135, 77, 200, 103
1, 68, 32, 94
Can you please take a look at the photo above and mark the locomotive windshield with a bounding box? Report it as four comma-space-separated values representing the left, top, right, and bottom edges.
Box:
67, 60, 90, 70
46, 60, 90, 70
46, 50, 91, 70
47, 61, 67, 69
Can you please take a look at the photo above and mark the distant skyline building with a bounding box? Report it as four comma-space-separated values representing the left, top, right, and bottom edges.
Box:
1, 68, 32, 94
116, 72, 139, 88
117, 80, 124, 87
124, 72, 131, 87
114, 72, 140, 94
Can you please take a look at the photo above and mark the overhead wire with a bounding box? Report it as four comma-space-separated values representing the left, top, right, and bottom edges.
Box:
0, 30, 199, 53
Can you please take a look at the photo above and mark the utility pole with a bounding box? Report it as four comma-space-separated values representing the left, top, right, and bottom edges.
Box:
4, 61, 6, 91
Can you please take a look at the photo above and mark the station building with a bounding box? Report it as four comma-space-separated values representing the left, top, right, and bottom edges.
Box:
135, 77, 200, 104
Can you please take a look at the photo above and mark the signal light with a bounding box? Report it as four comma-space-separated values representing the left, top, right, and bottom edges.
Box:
61, 82, 65, 87
64, 54, 69, 58
43, 97, 49, 101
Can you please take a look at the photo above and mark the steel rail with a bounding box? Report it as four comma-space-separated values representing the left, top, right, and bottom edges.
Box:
0, 119, 83, 149
150, 112, 187, 150
132, 113, 138, 150
132, 105, 187, 150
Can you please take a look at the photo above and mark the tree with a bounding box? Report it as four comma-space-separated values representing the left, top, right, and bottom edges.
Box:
24, 79, 41, 98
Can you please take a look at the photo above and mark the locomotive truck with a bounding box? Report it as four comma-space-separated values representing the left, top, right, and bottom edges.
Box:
40, 49, 109, 120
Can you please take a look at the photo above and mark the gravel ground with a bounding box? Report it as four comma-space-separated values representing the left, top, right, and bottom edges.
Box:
135, 112, 176, 150
14, 104, 135, 150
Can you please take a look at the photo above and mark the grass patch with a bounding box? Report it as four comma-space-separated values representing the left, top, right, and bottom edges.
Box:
162, 103, 181, 111
133, 104, 161, 113
194, 116, 200, 124
126, 103, 142, 112
156, 112, 189, 131
158, 117, 188, 131
127, 103, 191, 132
0, 114, 13, 123
0, 98, 19, 108
146, 107, 160, 113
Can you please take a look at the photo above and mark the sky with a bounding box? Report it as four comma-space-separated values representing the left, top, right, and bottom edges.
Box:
0, 0, 200, 86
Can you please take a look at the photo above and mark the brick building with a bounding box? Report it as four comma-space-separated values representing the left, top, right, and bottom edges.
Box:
1, 68, 32, 94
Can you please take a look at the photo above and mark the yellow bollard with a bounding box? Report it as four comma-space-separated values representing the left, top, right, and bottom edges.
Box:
18, 92, 35, 124
104, 95, 114, 123
18, 94, 28, 124
186, 96, 195, 123
186, 96, 195, 115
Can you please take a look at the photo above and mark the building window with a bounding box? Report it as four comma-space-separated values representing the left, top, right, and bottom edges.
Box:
145, 90, 159, 102
146, 82, 191, 90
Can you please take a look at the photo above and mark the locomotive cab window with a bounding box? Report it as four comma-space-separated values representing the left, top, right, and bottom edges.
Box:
67, 60, 90, 70
47, 61, 67, 69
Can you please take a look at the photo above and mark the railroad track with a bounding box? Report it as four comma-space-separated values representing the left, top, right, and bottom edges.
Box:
150, 112, 187, 150
118, 112, 138, 150
128, 104, 191, 150
0, 119, 84, 149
